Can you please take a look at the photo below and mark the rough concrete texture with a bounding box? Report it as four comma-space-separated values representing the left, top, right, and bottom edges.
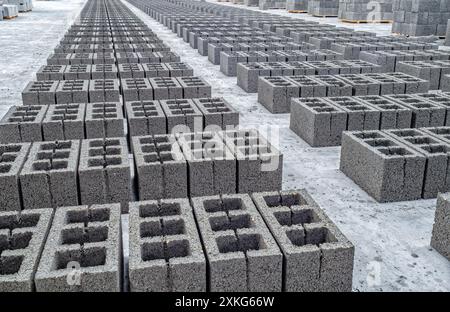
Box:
191, 194, 283, 292
0, 208, 53, 292
431, 192, 450, 260
78, 137, 131, 213
35, 204, 122, 292
125, 100, 167, 137
252, 190, 354, 291
42, 103, 86, 141
20, 140, 80, 210
193, 97, 240, 130
85, 102, 125, 138
160, 98, 203, 133
131, 134, 187, 200
0, 143, 31, 211
0, 105, 47, 144
178, 132, 236, 196
128, 198, 206, 291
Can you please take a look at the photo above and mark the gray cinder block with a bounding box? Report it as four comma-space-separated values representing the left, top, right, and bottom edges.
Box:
221, 129, 283, 193
56, 80, 89, 104
165, 62, 194, 77
121, 78, 154, 102
36, 65, 66, 81
42, 104, 86, 141
63, 65, 92, 80
142, 63, 170, 77
191, 194, 283, 292
35, 204, 122, 292
385, 128, 450, 198
385, 94, 446, 127
78, 137, 131, 213
20, 140, 80, 209
252, 190, 354, 292
149, 77, 183, 100
0, 106, 47, 144
128, 198, 206, 291
88, 79, 120, 103
22, 81, 59, 105
176, 76, 212, 99
125, 100, 167, 137
290, 97, 347, 147
0, 143, 31, 211
118, 63, 145, 79
160, 99, 203, 134
85, 102, 125, 139
257, 76, 300, 114
0, 208, 53, 291
178, 132, 236, 196
193, 97, 239, 130
131, 134, 187, 200
91, 64, 118, 79
431, 192, 450, 260
356, 95, 413, 129
340, 130, 426, 202
415, 93, 450, 126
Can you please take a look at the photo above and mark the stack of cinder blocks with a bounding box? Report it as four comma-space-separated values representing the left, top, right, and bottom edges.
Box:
431, 193, 450, 261
2, 4, 18, 18
259, 0, 287, 10
340, 127, 450, 202
287, 0, 308, 11
338, 0, 393, 22
5, 0, 32, 12
308, 0, 339, 17
392, 0, 450, 36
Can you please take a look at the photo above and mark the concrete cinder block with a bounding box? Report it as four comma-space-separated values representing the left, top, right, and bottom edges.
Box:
0, 106, 47, 144
221, 129, 283, 193
121, 78, 154, 102
385, 128, 450, 198
178, 132, 236, 196
131, 134, 187, 200
85, 102, 125, 139
290, 97, 347, 147
356, 95, 413, 129
257, 76, 300, 114
128, 198, 206, 292
176, 76, 212, 99
63, 65, 92, 80
149, 77, 183, 100
0, 143, 31, 211
88, 79, 120, 103
35, 204, 122, 291
42, 104, 86, 141
340, 130, 426, 202
160, 99, 203, 134
118, 63, 145, 79
431, 192, 450, 260
22, 81, 59, 105
191, 194, 283, 292
91, 64, 118, 79
20, 140, 80, 209
252, 190, 354, 291
36, 65, 66, 81
125, 100, 167, 137
78, 137, 131, 213
56, 80, 89, 104
142, 63, 170, 77
385, 94, 446, 127
415, 93, 450, 126
165, 62, 194, 77
0, 208, 53, 291
193, 97, 239, 130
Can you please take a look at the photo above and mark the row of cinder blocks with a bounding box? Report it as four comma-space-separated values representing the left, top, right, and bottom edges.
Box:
21, 76, 211, 105
290, 93, 450, 147
0, 138, 131, 212
46, 51, 180, 65
396, 60, 450, 90
35, 62, 194, 81
126, 97, 239, 136
340, 126, 450, 202
0, 190, 355, 292
308, 0, 339, 16
53, 42, 166, 54
237, 60, 382, 93
220, 49, 344, 76
0, 103, 124, 143
132, 129, 282, 201
257, 72, 430, 113
338, 0, 393, 21
392, 0, 450, 36
360, 49, 450, 72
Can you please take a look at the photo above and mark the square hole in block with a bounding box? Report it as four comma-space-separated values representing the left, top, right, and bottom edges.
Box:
140, 218, 185, 238
0, 231, 33, 252
203, 198, 244, 213
378, 147, 412, 156
216, 233, 265, 254
66, 208, 110, 224
61, 226, 108, 245
55, 246, 106, 270
141, 239, 190, 261
0, 255, 24, 275
209, 214, 252, 232
274, 208, 320, 226
139, 202, 181, 218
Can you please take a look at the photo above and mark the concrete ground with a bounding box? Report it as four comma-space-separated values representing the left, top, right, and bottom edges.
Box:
0, 0, 448, 292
